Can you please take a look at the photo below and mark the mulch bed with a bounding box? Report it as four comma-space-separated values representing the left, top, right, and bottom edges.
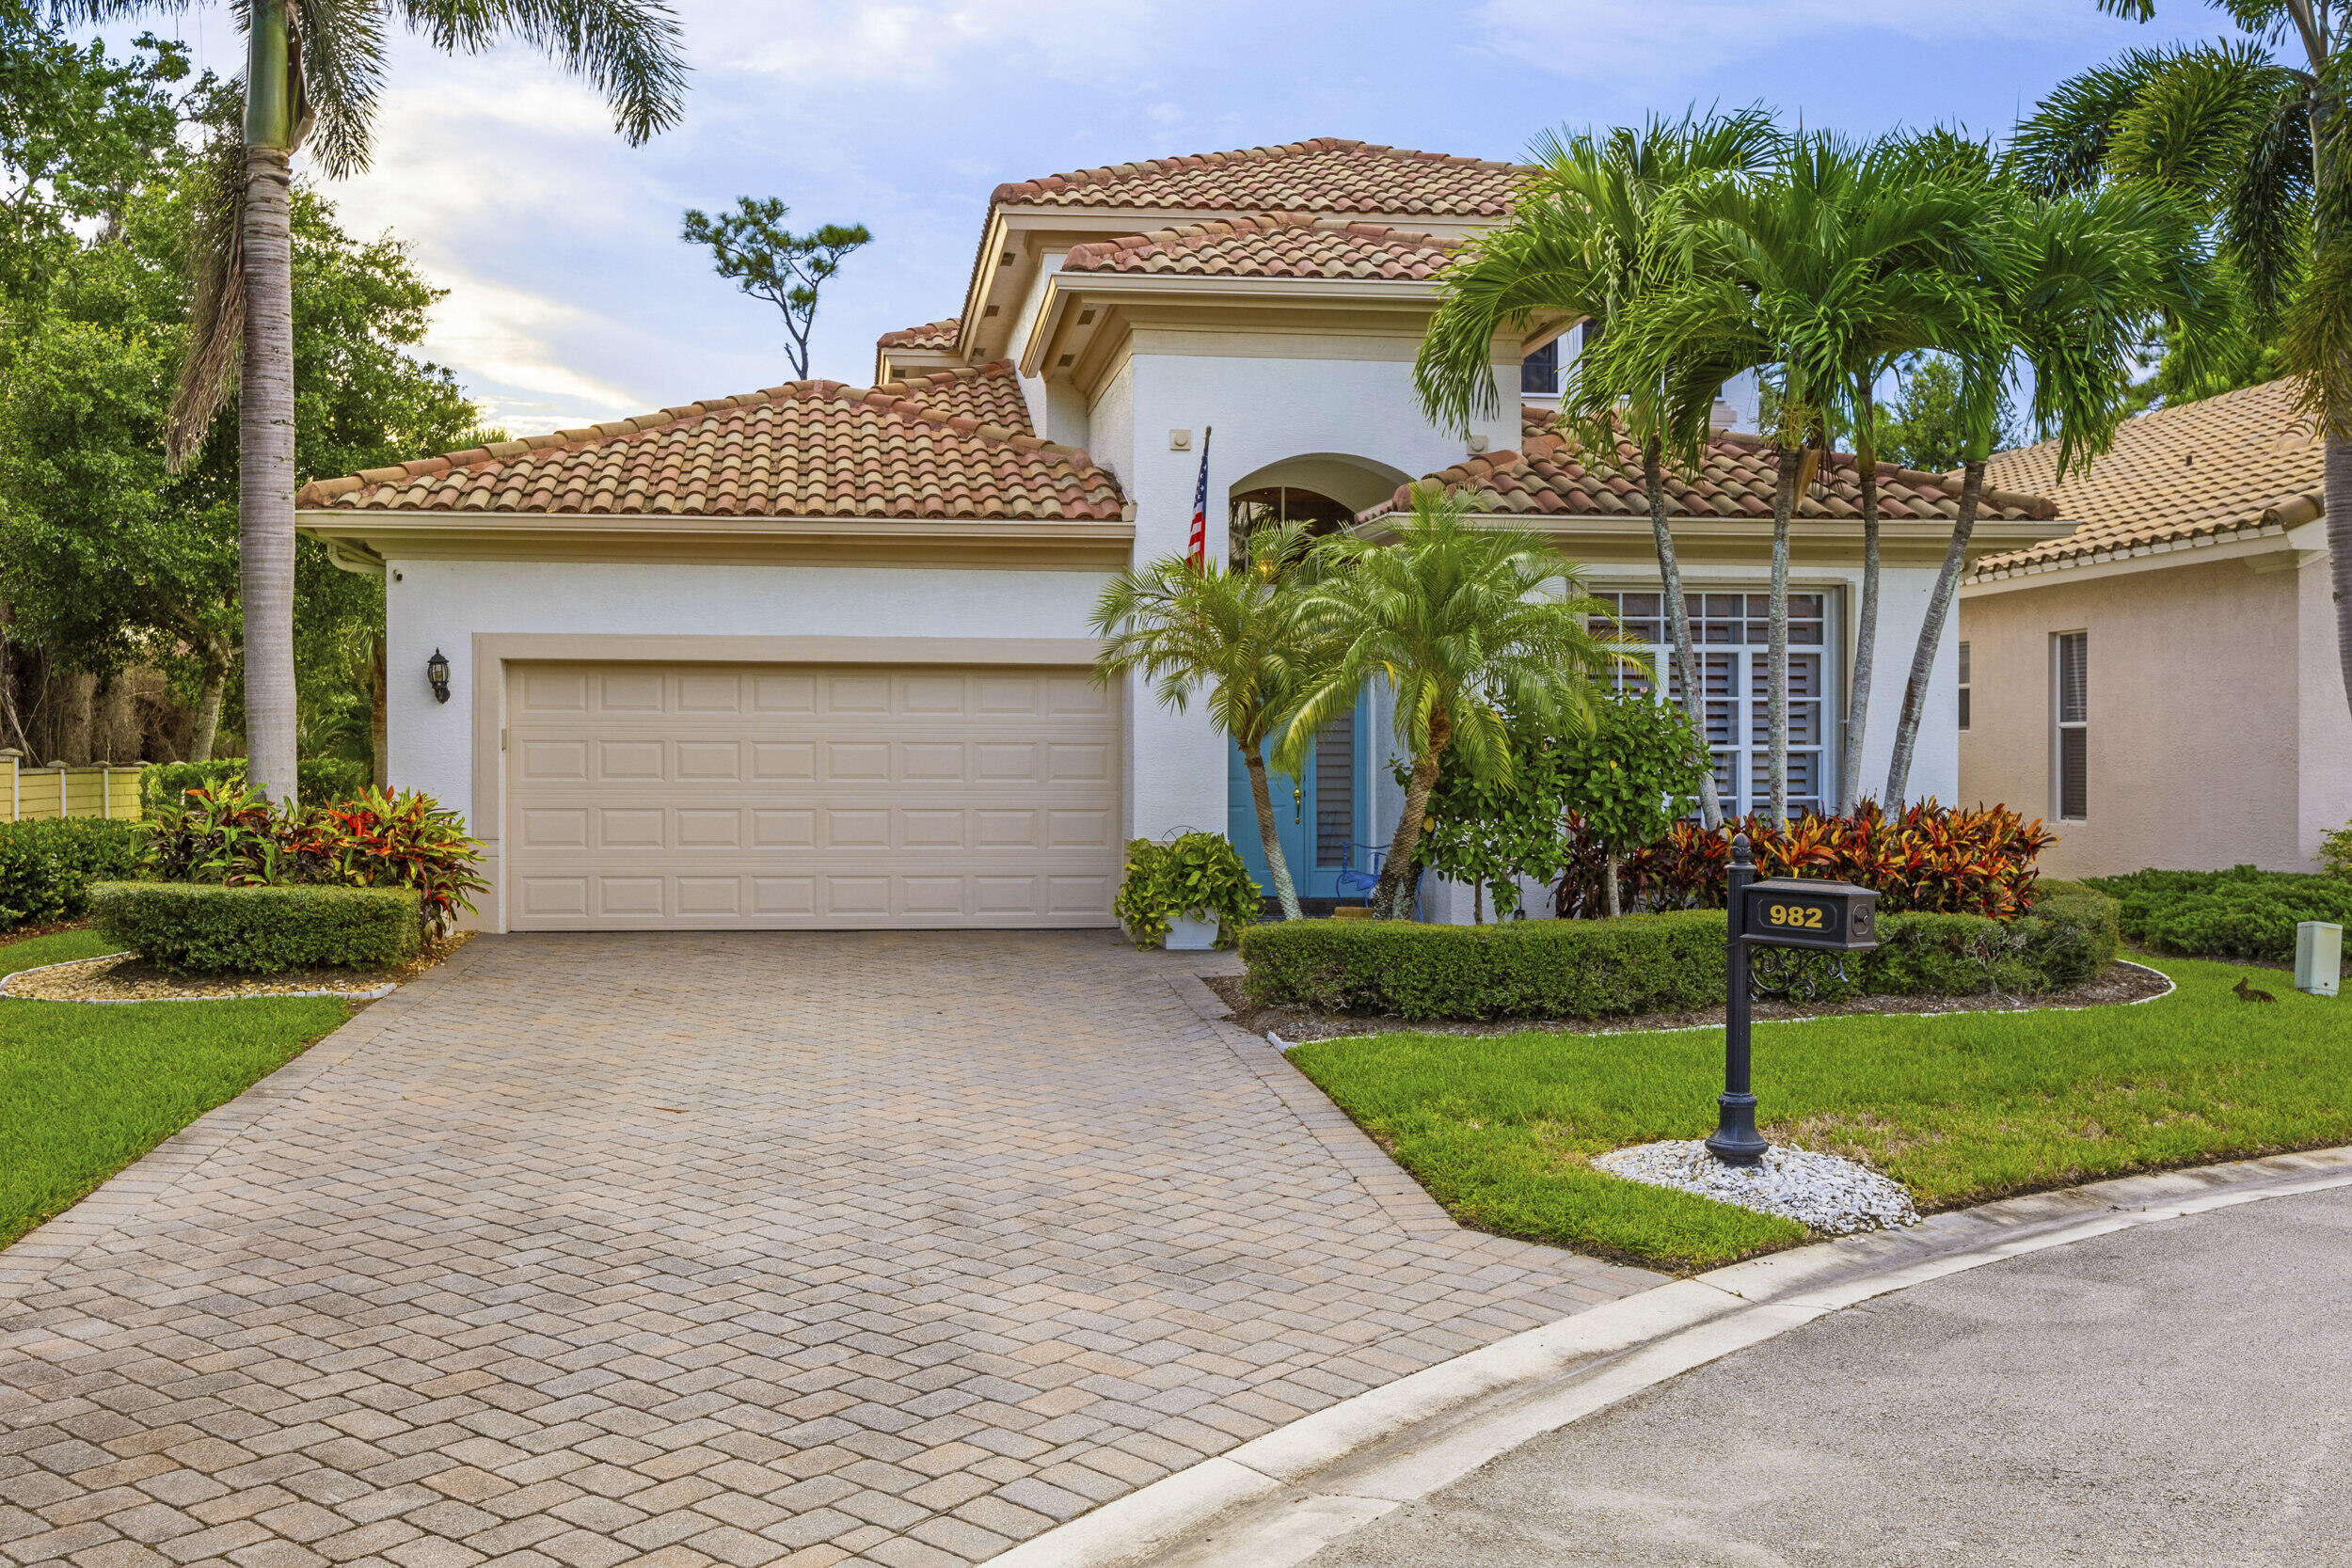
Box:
1204, 958, 2173, 1044
2, 930, 474, 1004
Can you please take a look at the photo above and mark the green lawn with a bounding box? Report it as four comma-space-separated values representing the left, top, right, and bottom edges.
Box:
0, 929, 354, 1248
1289, 957, 2346, 1273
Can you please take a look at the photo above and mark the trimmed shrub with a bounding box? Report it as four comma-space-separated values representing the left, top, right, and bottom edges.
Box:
1242, 911, 1728, 1021
0, 817, 150, 929
2086, 866, 2352, 965
91, 882, 421, 974
144, 781, 486, 937
141, 757, 371, 816
1242, 883, 2125, 1022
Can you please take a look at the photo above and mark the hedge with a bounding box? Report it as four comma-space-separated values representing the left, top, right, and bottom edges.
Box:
2085, 866, 2352, 965
91, 882, 421, 974
1240, 884, 2123, 1022
0, 818, 149, 930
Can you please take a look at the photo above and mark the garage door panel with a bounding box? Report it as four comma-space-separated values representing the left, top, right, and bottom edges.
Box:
598, 672, 664, 711
507, 660, 1120, 929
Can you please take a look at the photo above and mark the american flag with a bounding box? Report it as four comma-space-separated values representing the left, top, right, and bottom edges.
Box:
1188, 426, 1213, 568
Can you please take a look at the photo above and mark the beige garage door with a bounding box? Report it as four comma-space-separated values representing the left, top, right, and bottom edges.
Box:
504, 662, 1121, 929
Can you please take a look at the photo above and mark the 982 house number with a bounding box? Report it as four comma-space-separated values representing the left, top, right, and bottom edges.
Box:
1763, 903, 1827, 930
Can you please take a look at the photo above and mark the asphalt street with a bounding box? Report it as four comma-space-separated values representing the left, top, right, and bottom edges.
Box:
1306, 1183, 2352, 1566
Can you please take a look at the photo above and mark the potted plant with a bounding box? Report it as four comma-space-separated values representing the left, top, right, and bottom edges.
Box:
1115, 832, 1262, 949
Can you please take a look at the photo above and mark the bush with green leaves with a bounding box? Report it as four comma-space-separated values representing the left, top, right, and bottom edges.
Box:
2086, 866, 2352, 965
141, 758, 371, 817
1240, 883, 2120, 1021
1553, 689, 1712, 917
1115, 832, 1262, 948
2324, 822, 2352, 880
142, 780, 485, 939
91, 882, 421, 974
0, 818, 150, 929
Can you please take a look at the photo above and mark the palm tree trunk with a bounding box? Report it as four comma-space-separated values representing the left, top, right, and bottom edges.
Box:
370, 633, 389, 791
1374, 749, 1440, 920
2329, 435, 2352, 728
1767, 455, 1798, 824
1604, 848, 1622, 918
1886, 458, 1985, 803
1241, 744, 1304, 921
1840, 422, 1883, 816
1644, 437, 1724, 831
187, 654, 229, 765
240, 8, 299, 807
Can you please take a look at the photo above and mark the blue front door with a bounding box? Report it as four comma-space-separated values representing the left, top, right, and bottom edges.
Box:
1226, 696, 1369, 902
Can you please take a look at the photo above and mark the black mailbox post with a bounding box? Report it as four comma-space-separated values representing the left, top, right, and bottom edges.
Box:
1705, 837, 1882, 1165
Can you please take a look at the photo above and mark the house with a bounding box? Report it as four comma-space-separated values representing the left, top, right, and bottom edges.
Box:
297, 138, 2067, 932
1960, 377, 2352, 877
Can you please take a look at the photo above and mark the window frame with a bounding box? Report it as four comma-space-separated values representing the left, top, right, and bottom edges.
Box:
1591, 587, 1840, 821
1956, 640, 1971, 732
2051, 630, 2089, 822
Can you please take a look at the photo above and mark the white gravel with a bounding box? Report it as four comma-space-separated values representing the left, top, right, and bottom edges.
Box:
1594, 1139, 1920, 1235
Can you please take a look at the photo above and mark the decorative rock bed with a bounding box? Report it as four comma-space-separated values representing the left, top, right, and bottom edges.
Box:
0, 932, 469, 1005
1595, 1138, 1921, 1235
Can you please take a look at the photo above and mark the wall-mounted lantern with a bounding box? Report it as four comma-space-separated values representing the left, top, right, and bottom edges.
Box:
426, 649, 452, 705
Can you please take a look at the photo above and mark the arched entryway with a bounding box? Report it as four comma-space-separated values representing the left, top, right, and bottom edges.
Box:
1222, 455, 1407, 907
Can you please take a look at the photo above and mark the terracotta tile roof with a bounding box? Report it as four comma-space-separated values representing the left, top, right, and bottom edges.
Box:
296, 363, 1121, 521
994, 138, 1530, 218
875, 361, 1033, 431
1369, 407, 2058, 524
876, 318, 960, 351
1060, 213, 1456, 281
1971, 377, 2320, 577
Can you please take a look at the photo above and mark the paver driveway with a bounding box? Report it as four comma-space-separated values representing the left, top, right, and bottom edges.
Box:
0, 933, 1660, 1568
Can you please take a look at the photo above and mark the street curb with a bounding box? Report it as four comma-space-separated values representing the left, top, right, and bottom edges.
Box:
980, 1144, 2352, 1568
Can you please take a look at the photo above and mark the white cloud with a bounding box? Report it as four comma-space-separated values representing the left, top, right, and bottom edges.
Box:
1474, 0, 2107, 88
689, 0, 1177, 91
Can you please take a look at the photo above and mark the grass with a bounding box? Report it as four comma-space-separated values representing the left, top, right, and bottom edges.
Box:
0, 927, 354, 1248
1288, 957, 2346, 1274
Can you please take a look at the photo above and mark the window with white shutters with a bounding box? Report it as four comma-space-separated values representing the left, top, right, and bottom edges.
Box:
2054, 631, 2088, 820
1594, 591, 1836, 820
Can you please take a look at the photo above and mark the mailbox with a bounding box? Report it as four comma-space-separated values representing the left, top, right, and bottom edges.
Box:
1740, 878, 1880, 953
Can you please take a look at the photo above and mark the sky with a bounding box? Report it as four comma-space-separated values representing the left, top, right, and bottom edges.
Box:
111, 0, 2224, 439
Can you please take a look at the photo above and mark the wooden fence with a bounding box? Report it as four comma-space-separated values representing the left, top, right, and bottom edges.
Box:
0, 752, 145, 823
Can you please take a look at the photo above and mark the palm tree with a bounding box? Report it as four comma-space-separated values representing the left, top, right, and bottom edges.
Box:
2013, 1, 2352, 730
44, 2, 687, 806
1414, 108, 1779, 833
1090, 525, 1320, 921
1882, 176, 2222, 799
1585, 133, 1990, 819
1280, 485, 1620, 920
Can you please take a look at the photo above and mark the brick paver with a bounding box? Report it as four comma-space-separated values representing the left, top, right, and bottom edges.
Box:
0, 933, 1661, 1566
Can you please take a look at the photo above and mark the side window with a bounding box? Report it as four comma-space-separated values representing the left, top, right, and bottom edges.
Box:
1519, 338, 1560, 396
1957, 641, 1971, 732
2053, 631, 2088, 819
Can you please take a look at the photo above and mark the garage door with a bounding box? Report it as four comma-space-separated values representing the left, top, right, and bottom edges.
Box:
504, 662, 1121, 928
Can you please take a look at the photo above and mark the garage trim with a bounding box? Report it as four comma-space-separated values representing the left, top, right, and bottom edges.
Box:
469, 634, 1109, 931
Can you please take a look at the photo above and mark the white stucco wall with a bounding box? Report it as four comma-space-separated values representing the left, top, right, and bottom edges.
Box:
384, 560, 1115, 839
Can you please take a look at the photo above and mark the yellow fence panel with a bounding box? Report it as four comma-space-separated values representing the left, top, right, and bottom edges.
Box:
0, 756, 151, 822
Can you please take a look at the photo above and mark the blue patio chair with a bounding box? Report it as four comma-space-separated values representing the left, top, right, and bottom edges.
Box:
1334, 842, 1386, 900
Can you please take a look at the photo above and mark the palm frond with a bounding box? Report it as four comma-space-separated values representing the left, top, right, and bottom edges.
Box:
166, 119, 247, 473
400, 0, 687, 145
